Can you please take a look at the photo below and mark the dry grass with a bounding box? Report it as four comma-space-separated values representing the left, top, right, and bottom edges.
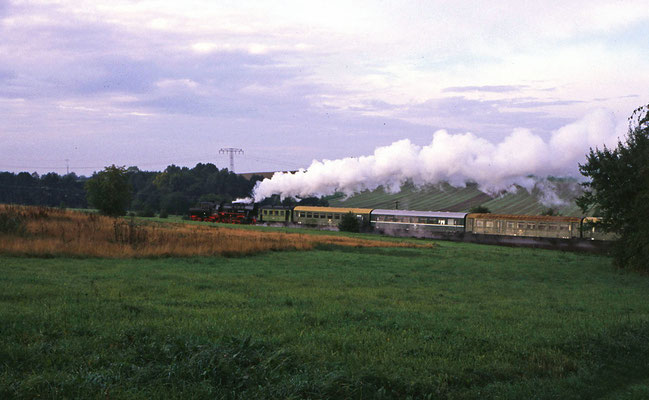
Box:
0, 204, 432, 257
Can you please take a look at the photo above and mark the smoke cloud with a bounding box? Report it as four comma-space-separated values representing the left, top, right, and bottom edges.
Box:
252, 109, 622, 202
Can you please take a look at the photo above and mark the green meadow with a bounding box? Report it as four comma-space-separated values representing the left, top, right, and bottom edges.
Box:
2, 236, 649, 399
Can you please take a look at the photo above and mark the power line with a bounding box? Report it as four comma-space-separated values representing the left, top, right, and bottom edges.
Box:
0, 152, 306, 172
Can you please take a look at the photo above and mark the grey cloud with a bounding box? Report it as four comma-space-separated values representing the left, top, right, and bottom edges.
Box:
442, 85, 528, 93
403, 96, 573, 138
1, 2, 306, 110
0, 68, 15, 81
348, 99, 399, 112
505, 99, 584, 108
0, 0, 10, 17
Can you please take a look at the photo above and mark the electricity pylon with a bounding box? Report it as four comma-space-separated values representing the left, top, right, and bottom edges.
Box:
219, 148, 244, 172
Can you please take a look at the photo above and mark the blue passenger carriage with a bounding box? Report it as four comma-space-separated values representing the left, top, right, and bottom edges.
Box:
370, 209, 467, 237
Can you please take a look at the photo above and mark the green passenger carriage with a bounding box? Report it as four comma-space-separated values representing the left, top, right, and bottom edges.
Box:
293, 206, 373, 227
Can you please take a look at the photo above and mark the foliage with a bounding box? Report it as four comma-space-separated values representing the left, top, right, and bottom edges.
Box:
136, 206, 155, 218
3, 243, 649, 398
338, 211, 361, 232
85, 165, 132, 217
0, 171, 87, 208
469, 205, 491, 213
131, 163, 258, 214
577, 104, 649, 270
541, 207, 560, 216
0, 207, 26, 236
297, 196, 329, 207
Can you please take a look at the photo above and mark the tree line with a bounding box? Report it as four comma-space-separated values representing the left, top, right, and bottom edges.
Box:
0, 163, 264, 215
0, 171, 88, 208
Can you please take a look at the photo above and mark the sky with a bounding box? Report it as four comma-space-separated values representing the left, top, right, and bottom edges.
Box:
1, 0, 648, 177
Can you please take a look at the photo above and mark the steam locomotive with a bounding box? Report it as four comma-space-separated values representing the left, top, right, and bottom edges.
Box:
188, 202, 256, 224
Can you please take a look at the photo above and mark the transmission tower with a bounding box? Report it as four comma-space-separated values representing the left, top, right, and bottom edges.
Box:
219, 148, 244, 172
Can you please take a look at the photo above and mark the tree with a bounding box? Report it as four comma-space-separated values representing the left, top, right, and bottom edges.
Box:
338, 212, 361, 233
85, 165, 132, 217
469, 205, 491, 214
577, 104, 649, 270
540, 208, 559, 216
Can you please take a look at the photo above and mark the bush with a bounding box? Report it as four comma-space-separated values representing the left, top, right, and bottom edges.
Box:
338, 212, 360, 233
159, 210, 169, 218
0, 209, 27, 236
469, 205, 491, 213
541, 208, 560, 216
137, 207, 155, 218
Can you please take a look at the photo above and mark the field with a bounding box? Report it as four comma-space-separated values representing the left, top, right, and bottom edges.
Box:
2, 210, 649, 399
0, 205, 429, 257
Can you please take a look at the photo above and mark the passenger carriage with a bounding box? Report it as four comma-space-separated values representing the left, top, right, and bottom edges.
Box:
293, 206, 372, 227
370, 209, 467, 236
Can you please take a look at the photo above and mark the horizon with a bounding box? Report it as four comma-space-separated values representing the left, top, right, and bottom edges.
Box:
1, 1, 648, 180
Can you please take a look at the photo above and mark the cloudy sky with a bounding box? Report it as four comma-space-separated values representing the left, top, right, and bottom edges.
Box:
1, 0, 648, 175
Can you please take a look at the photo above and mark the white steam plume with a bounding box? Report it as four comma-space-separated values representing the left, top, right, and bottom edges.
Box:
252, 109, 622, 202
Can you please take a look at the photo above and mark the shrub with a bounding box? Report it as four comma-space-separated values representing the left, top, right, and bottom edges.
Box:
0, 208, 27, 236
469, 205, 491, 213
137, 207, 155, 218
338, 212, 361, 233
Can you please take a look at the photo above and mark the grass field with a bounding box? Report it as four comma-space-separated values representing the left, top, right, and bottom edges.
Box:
2, 229, 649, 399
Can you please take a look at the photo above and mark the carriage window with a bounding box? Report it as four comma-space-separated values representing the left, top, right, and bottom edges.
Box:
507, 222, 515, 229
476, 220, 484, 227
306, 213, 312, 218
334, 214, 341, 220
527, 224, 535, 230
327, 214, 333, 219
448, 219, 455, 225
559, 225, 568, 230
538, 224, 546, 231
263, 210, 268, 215
548, 225, 557, 230
485, 221, 493, 228
518, 222, 526, 229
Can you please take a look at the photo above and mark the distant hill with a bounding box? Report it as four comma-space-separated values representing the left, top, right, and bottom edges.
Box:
327, 178, 591, 217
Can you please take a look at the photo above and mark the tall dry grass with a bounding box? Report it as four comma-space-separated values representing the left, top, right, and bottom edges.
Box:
0, 204, 432, 257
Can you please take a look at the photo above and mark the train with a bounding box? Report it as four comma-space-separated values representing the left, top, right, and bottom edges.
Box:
190, 203, 614, 243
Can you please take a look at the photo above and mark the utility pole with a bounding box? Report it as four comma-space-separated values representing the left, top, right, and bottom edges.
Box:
219, 148, 244, 172
65, 159, 70, 175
